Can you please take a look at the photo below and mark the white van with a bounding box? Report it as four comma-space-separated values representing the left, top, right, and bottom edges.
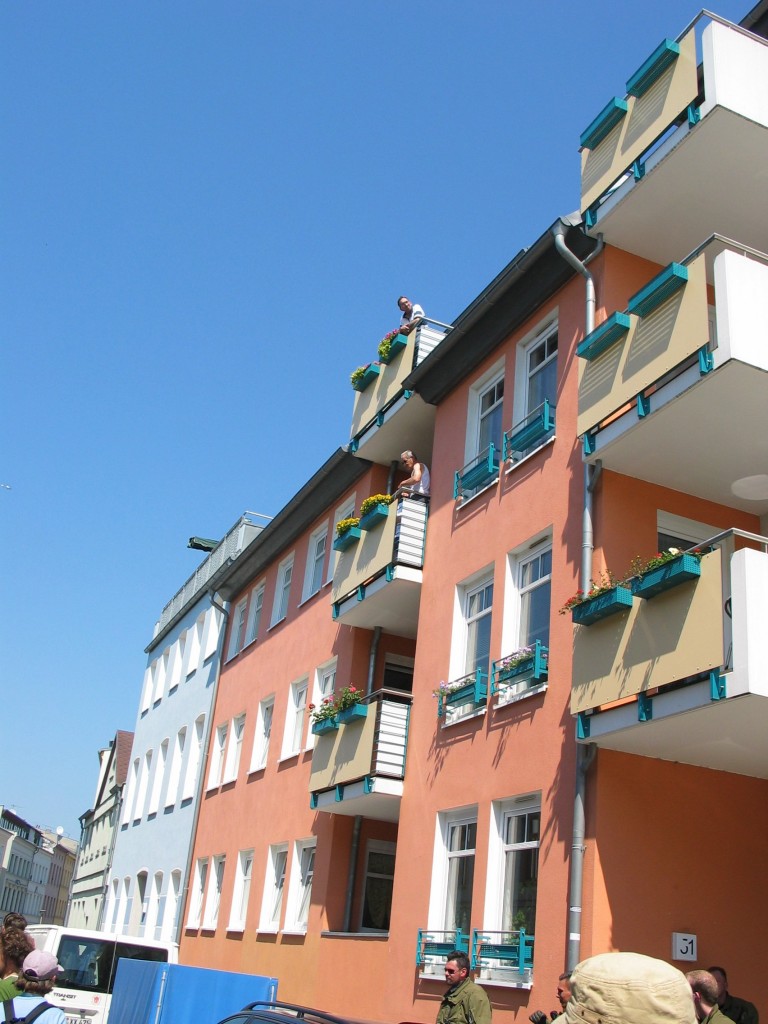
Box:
25, 926, 178, 1024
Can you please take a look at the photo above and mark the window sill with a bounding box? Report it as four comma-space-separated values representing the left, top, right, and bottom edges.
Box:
281, 927, 308, 936
441, 706, 487, 728
226, 925, 245, 934
298, 589, 322, 609
455, 477, 499, 510
268, 616, 287, 631
248, 762, 267, 775
277, 752, 300, 765
321, 931, 389, 940
257, 926, 279, 935
477, 977, 533, 990
495, 682, 548, 709
504, 434, 555, 476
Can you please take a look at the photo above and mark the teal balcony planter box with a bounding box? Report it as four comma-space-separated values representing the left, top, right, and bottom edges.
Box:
454, 445, 500, 499
352, 364, 381, 392
492, 641, 548, 693
572, 585, 633, 625
359, 504, 390, 531
333, 526, 362, 552
626, 39, 680, 98
577, 312, 631, 361
631, 553, 701, 599
438, 669, 488, 718
337, 703, 368, 725
380, 333, 408, 364
580, 96, 628, 150
311, 717, 338, 736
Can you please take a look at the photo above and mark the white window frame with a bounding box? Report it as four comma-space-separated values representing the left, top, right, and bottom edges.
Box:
204, 605, 222, 661
162, 870, 182, 941
308, 659, 337, 748
359, 839, 396, 933
227, 598, 248, 662
140, 667, 153, 714
207, 723, 229, 789
465, 358, 505, 466
271, 554, 295, 626
244, 581, 265, 648
284, 839, 316, 934
202, 854, 226, 930
122, 758, 139, 826
165, 727, 186, 809
169, 632, 185, 693
259, 843, 288, 933
228, 849, 254, 932
222, 714, 246, 784
186, 614, 204, 677
303, 522, 329, 602
447, 567, 494, 723
509, 316, 559, 463
328, 496, 356, 583
133, 750, 153, 822
182, 714, 205, 802
425, 807, 478, 973
249, 696, 275, 773
147, 738, 169, 816
282, 678, 308, 758
187, 857, 208, 928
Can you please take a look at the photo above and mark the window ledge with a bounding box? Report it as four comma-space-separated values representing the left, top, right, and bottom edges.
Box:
268, 617, 287, 631
277, 752, 300, 765
248, 763, 267, 776
281, 927, 308, 936
257, 926, 279, 935
495, 682, 548, 709
321, 931, 389, 940
504, 434, 555, 476
441, 706, 487, 728
477, 977, 533, 990
455, 477, 499, 510
298, 590, 321, 609
227, 925, 245, 934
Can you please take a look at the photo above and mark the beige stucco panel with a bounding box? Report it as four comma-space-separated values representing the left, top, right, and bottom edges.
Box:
350, 334, 417, 439
331, 503, 398, 603
577, 253, 709, 435
571, 550, 724, 714
581, 30, 698, 211
308, 712, 376, 792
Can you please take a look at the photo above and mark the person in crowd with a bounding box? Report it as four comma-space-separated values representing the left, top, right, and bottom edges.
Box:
0, 921, 35, 1000
530, 970, 573, 1023
3, 949, 65, 1024
394, 450, 430, 498
436, 949, 492, 1024
708, 967, 759, 1024
688, 970, 736, 1024
397, 296, 424, 335
563, 951, 695, 1024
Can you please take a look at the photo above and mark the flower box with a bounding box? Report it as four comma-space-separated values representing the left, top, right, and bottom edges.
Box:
380, 333, 408, 364
437, 671, 488, 718
337, 703, 368, 725
359, 503, 390, 531
571, 585, 633, 625
631, 553, 701, 599
311, 717, 338, 736
493, 642, 548, 691
352, 364, 381, 392
333, 526, 362, 552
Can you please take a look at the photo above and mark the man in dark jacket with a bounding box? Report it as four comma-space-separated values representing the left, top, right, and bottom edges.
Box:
436, 950, 492, 1024
709, 968, 759, 1024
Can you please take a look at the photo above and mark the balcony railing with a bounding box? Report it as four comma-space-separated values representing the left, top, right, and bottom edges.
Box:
454, 444, 500, 500
309, 690, 411, 821
416, 928, 469, 973
471, 929, 534, 987
503, 402, 555, 463
571, 531, 768, 776
437, 668, 488, 721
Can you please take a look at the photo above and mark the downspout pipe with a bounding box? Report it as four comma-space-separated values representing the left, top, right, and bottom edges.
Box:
552, 218, 604, 971
175, 590, 229, 946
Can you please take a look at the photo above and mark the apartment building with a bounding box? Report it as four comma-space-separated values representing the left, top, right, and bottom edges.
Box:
178, 4, 767, 1021
40, 830, 78, 925
0, 807, 50, 921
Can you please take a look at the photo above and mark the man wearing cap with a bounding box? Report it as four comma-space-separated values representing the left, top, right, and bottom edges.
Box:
4, 950, 66, 1023
563, 951, 696, 1024
436, 950, 492, 1024
708, 967, 759, 1024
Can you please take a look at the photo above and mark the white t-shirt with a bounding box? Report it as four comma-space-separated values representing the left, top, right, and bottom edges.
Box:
411, 463, 430, 496
400, 302, 424, 328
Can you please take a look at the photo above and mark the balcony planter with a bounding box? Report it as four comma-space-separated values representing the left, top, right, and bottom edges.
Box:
352, 363, 381, 392
311, 717, 338, 736
333, 526, 362, 552
631, 553, 701, 599
359, 503, 390, 531
436, 670, 488, 718
571, 585, 633, 625
379, 333, 408, 364
337, 703, 368, 725
493, 642, 548, 691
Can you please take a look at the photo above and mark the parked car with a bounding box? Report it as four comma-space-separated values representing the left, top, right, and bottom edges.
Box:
216, 1001, 390, 1024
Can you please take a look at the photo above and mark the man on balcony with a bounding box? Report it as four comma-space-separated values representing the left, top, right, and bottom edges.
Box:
397, 295, 424, 335
437, 950, 492, 1024
395, 450, 430, 499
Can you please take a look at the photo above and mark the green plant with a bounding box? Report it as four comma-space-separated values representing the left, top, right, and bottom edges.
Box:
336, 516, 360, 537
309, 685, 362, 724
559, 571, 625, 614
360, 493, 391, 517
309, 695, 337, 724
350, 365, 370, 387
497, 645, 546, 672
628, 547, 702, 578
432, 679, 467, 700
334, 685, 362, 713
377, 329, 402, 361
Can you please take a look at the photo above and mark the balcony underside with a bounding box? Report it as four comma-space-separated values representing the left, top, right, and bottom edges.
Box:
352, 391, 435, 468
334, 568, 422, 637
311, 776, 403, 822
582, 683, 768, 778
590, 106, 768, 265
588, 359, 768, 515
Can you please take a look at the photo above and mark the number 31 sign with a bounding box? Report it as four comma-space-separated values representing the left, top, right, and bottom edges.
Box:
672, 933, 697, 961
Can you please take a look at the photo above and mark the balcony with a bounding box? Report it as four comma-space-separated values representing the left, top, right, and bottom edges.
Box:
349, 319, 450, 464
571, 533, 768, 778
578, 239, 768, 515
308, 690, 411, 822
471, 929, 534, 988
580, 13, 768, 264
331, 495, 427, 636
416, 928, 469, 977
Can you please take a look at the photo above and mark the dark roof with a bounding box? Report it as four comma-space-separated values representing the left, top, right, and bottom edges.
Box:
741, 0, 768, 38
405, 220, 598, 406
216, 447, 372, 601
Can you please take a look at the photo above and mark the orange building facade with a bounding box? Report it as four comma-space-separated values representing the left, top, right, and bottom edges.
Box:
182, 7, 768, 1023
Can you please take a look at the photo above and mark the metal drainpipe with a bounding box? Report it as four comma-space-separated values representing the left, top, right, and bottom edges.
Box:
175, 590, 229, 946
552, 219, 604, 970
342, 625, 382, 930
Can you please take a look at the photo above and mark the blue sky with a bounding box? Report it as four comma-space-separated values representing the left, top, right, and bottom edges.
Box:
0, 0, 748, 840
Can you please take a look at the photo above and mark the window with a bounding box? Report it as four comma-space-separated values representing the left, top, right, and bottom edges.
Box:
122, 759, 139, 825
308, 661, 336, 746
463, 574, 494, 679
228, 849, 254, 931
182, 715, 205, 801
163, 870, 182, 941
168, 633, 185, 694
153, 650, 169, 703
478, 377, 504, 457
518, 544, 551, 650
147, 739, 168, 815
244, 581, 265, 647
140, 667, 153, 714
207, 723, 229, 789
509, 322, 558, 461
283, 679, 308, 757
203, 855, 226, 930
204, 605, 222, 660
271, 554, 294, 626
260, 844, 288, 932
249, 697, 275, 772
360, 841, 395, 932
285, 840, 316, 932
145, 871, 163, 939
223, 714, 246, 783
460, 365, 505, 499
165, 727, 186, 808
227, 599, 248, 661
133, 750, 153, 822
187, 858, 208, 928
486, 796, 540, 941
187, 614, 204, 677
303, 523, 329, 601
329, 497, 356, 582
444, 818, 476, 933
